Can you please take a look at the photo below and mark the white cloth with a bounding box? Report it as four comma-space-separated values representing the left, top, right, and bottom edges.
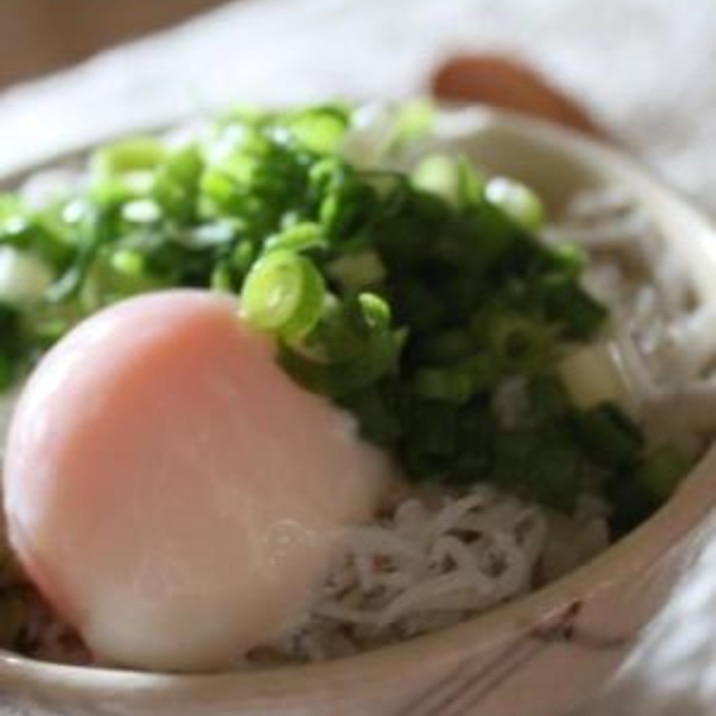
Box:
2, 1, 716, 713
2, 0, 716, 219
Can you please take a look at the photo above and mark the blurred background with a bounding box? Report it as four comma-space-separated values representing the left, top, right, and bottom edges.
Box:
2, 0, 715, 219
0, 0, 227, 88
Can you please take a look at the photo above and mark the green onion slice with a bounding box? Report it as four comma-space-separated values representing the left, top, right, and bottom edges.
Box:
485, 177, 545, 232
241, 249, 325, 338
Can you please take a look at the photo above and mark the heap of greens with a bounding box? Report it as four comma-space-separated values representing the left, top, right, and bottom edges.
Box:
0, 103, 689, 535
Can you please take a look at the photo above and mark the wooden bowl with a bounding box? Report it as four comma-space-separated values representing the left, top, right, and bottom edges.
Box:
2, 106, 716, 716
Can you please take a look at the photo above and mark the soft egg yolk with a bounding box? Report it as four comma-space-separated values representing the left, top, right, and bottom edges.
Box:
3, 290, 392, 671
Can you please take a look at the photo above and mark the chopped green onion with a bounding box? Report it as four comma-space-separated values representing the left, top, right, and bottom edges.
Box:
265, 223, 326, 254
340, 387, 403, 445
153, 144, 203, 224
0, 590, 26, 649
494, 429, 581, 512
231, 241, 256, 277
485, 177, 545, 232
290, 105, 350, 154
415, 367, 474, 403
456, 157, 486, 207
411, 154, 459, 204
122, 199, 161, 225
606, 477, 659, 538
527, 374, 570, 424
210, 261, 234, 293
90, 137, 166, 204
559, 341, 630, 410
300, 299, 367, 363
110, 249, 145, 278
548, 242, 587, 278
0, 246, 54, 305
529, 435, 581, 512
326, 250, 386, 291
0, 356, 14, 391
488, 313, 553, 374
538, 276, 608, 339
358, 292, 391, 329
410, 154, 484, 208
279, 328, 399, 398
0, 102, 632, 519
637, 445, 692, 501
419, 330, 473, 363
241, 250, 325, 338
391, 98, 435, 147
92, 137, 166, 178
572, 403, 644, 469
462, 354, 500, 392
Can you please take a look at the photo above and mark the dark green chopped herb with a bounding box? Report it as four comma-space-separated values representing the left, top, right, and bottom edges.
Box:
605, 473, 660, 538
572, 402, 644, 470
527, 374, 570, 425
153, 144, 204, 224
636, 445, 692, 502
494, 428, 582, 513
0, 102, 690, 525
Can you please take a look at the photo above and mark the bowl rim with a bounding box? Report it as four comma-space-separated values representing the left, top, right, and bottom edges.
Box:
2, 103, 716, 703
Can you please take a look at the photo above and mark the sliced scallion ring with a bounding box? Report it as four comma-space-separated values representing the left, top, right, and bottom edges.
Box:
241, 249, 325, 338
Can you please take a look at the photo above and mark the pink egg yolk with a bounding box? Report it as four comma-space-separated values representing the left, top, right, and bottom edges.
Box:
3, 290, 393, 671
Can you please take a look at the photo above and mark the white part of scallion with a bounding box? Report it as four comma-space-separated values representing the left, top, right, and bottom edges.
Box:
341, 105, 396, 170
0, 247, 54, 306
485, 177, 545, 232
411, 154, 459, 205
559, 341, 632, 410
326, 251, 386, 291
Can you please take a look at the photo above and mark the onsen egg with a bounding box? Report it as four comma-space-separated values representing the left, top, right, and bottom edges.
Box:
3, 290, 393, 671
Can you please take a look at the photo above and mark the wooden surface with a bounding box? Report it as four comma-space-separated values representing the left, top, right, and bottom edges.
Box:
0, 0, 228, 88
